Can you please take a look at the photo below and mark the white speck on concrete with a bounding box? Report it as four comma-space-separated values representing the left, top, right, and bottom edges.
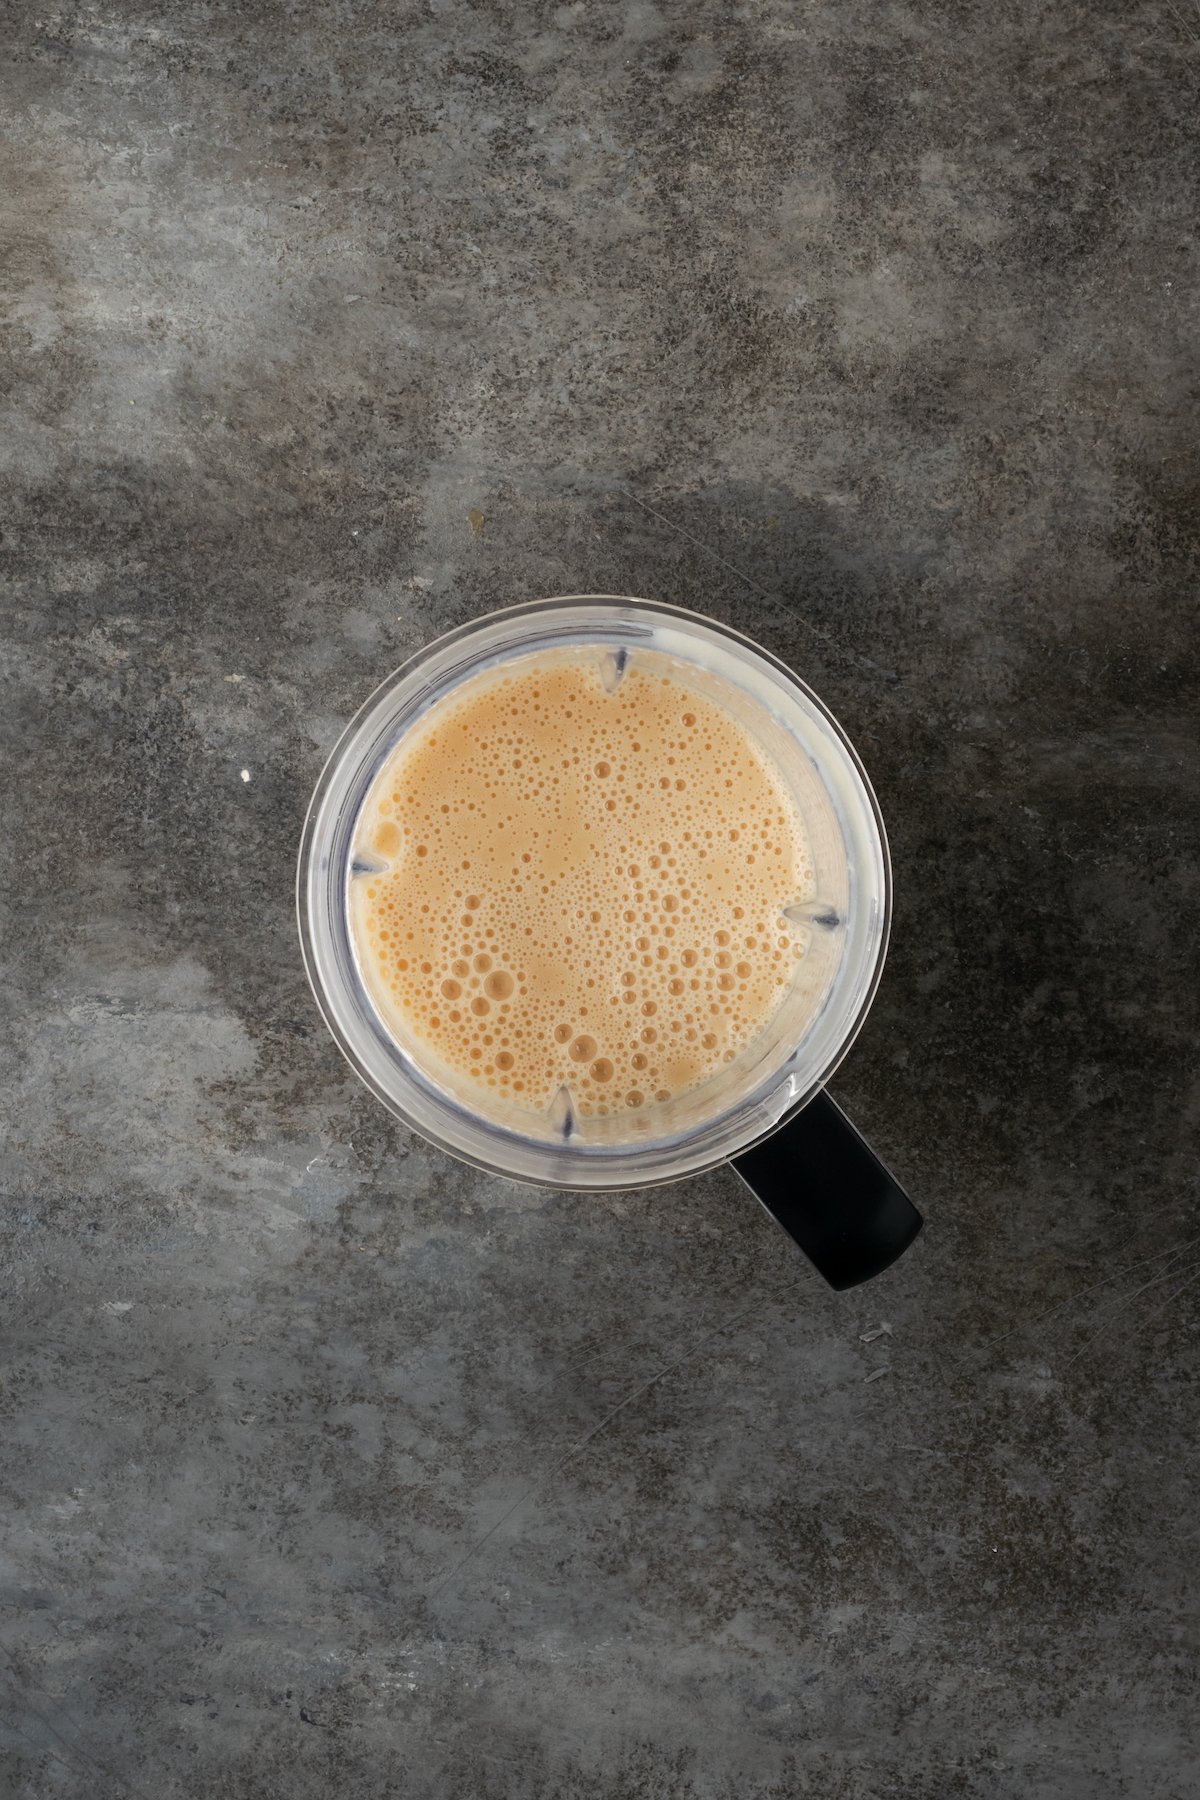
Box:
240, 768, 251, 782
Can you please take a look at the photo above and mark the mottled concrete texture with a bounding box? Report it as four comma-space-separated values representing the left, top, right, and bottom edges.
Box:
2, 3, 1198, 1796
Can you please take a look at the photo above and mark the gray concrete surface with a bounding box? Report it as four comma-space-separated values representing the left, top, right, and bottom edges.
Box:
2, 3, 1198, 1796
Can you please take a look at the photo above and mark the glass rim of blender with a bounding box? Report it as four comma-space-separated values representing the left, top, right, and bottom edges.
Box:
297, 595, 892, 1188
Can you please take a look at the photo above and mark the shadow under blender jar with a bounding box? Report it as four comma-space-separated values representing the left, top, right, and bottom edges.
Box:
298, 597, 921, 1288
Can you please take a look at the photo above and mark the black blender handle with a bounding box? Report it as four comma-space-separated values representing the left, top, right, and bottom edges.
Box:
731, 1089, 922, 1290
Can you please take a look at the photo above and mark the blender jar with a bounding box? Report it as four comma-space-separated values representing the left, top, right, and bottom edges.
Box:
298, 597, 921, 1287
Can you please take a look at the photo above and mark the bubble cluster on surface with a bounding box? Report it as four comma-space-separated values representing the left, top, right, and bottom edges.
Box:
350, 648, 815, 1119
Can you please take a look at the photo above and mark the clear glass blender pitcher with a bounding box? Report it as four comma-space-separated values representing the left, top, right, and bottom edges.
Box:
297, 597, 921, 1287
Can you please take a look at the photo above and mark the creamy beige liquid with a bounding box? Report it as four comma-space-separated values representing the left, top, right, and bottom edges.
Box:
351, 647, 815, 1120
